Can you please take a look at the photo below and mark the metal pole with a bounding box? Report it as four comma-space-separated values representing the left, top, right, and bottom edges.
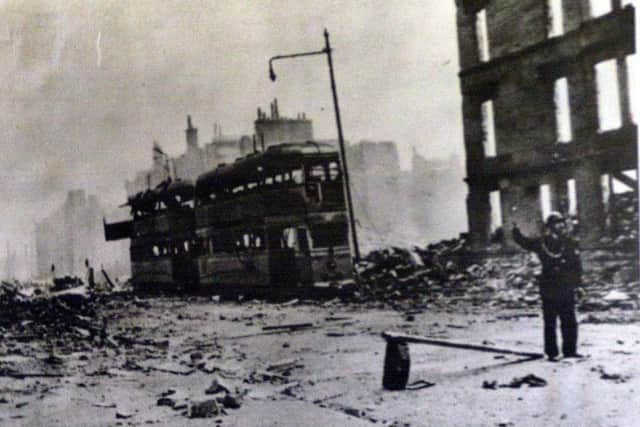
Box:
323, 29, 360, 261
382, 331, 543, 358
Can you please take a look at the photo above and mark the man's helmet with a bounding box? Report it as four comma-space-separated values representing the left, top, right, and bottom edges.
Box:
546, 211, 565, 226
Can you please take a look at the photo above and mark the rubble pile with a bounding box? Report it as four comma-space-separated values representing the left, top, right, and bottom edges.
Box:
608, 190, 639, 249
354, 234, 639, 315
0, 281, 106, 346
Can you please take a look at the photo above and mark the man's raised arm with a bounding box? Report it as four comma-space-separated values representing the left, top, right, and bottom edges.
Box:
511, 223, 538, 252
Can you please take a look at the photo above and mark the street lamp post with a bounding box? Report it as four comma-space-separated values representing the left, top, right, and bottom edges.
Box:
268, 29, 361, 261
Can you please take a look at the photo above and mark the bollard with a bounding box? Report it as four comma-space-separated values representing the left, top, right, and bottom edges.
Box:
382, 338, 410, 390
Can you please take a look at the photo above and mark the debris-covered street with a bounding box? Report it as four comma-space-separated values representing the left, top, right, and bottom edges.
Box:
2, 273, 640, 426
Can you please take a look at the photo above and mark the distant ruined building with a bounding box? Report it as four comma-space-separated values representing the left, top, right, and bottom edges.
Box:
34, 190, 128, 279
125, 116, 253, 196
407, 150, 467, 241
255, 99, 313, 150
347, 141, 403, 243
125, 100, 313, 196
335, 141, 466, 250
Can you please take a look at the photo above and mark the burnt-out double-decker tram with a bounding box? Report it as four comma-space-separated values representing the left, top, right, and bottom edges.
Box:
104, 141, 354, 294
194, 142, 353, 294
104, 178, 198, 292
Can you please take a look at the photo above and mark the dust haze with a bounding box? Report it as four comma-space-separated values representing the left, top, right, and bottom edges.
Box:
0, 1, 465, 259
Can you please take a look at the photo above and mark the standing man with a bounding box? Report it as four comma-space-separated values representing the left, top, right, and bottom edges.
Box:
512, 212, 584, 361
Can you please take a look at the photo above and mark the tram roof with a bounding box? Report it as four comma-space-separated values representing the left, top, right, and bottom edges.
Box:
126, 178, 195, 207
196, 141, 338, 191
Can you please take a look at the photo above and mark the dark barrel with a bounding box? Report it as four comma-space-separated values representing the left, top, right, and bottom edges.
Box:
382, 339, 410, 390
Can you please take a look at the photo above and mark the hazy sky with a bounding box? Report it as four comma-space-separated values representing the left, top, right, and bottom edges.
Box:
0, 0, 463, 244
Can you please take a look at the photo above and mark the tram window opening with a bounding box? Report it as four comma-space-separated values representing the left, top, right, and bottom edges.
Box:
247, 182, 258, 190
282, 227, 297, 249
306, 181, 321, 203
267, 229, 282, 249
310, 223, 349, 248
297, 227, 310, 252
265, 177, 274, 185
153, 245, 160, 256
275, 174, 283, 183
309, 165, 327, 181
328, 162, 341, 180
292, 169, 304, 183
220, 232, 236, 252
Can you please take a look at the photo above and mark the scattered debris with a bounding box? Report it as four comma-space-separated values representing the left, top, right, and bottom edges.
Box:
115, 411, 133, 419
591, 366, 631, 383
483, 374, 547, 389
189, 399, 224, 418
205, 376, 232, 395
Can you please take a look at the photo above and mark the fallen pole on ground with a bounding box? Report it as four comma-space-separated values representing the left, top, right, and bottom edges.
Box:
222, 325, 321, 340
382, 332, 542, 358
262, 322, 314, 331
381, 331, 543, 391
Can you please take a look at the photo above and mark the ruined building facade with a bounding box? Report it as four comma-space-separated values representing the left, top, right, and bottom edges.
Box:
455, 0, 637, 248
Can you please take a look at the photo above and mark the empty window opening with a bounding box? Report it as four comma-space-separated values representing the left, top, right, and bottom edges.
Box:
612, 169, 638, 193
554, 77, 573, 142
595, 59, 622, 132
481, 100, 497, 157
590, 0, 612, 17
540, 184, 553, 221
567, 179, 577, 216
548, 0, 565, 37
489, 190, 503, 232
476, 9, 490, 62
626, 55, 638, 124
